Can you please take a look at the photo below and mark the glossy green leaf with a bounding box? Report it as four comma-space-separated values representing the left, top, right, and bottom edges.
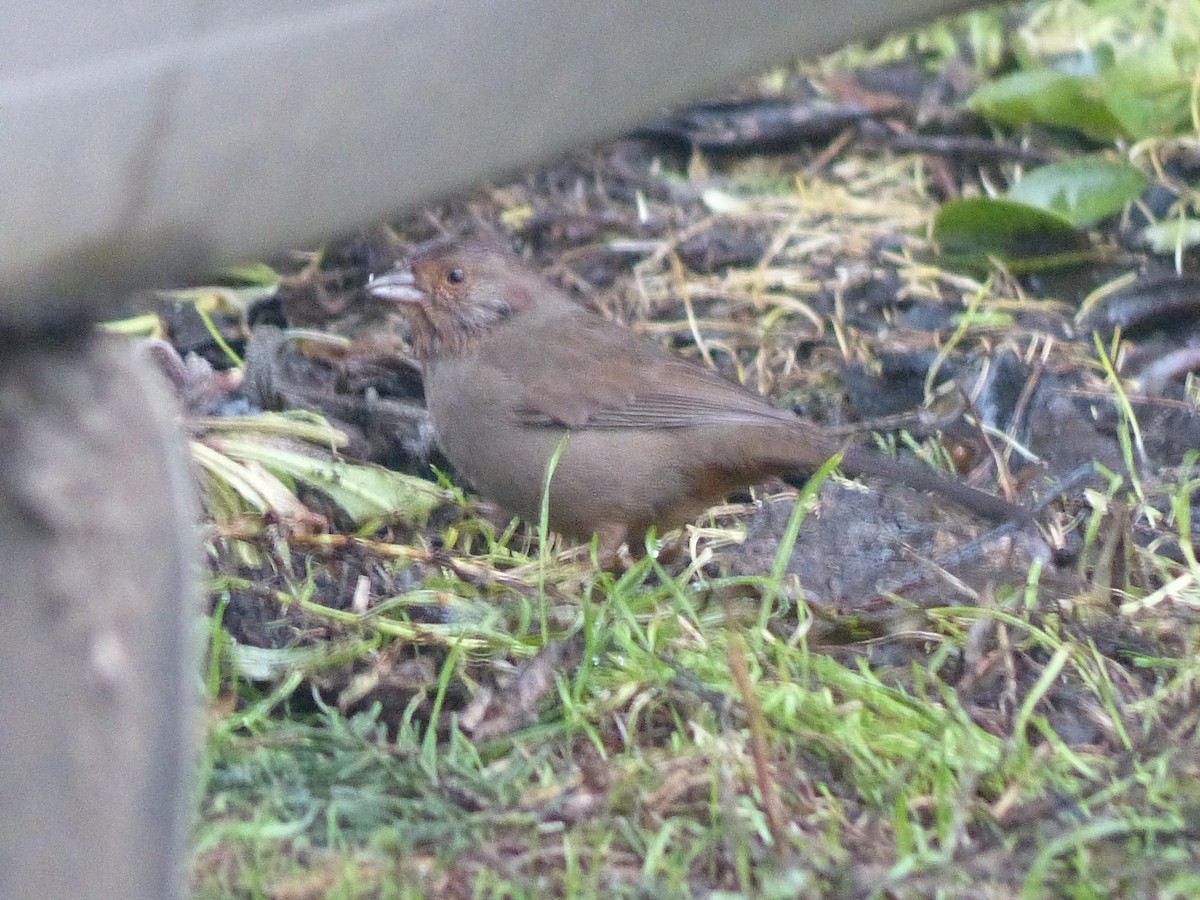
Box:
966, 69, 1127, 140
1007, 158, 1147, 227
933, 198, 1092, 271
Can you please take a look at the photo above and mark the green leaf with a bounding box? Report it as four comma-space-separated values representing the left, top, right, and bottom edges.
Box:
157, 262, 281, 312
220, 262, 282, 288
193, 411, 350, 448
207, 437, 445, 526
99, 312, 164, 337
933, 198, 1092, 271
192, 441, 327, 529
966, 69, 1128, 141
229, 643, 334, 681
1007, 158, 1147, 228
1142, 219, 1200, 254
1100, 44, 1194, 139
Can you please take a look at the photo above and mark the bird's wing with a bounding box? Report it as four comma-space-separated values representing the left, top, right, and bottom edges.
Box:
492, 304, 801, 431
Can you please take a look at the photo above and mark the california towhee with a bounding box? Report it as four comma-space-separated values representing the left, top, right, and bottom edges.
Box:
368, 239, 1030, 554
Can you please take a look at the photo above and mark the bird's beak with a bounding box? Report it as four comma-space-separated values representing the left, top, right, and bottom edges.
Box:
367, 267, 425, 304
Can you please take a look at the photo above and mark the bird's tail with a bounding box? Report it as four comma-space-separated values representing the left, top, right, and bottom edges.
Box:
758, 424, 1033, 525
837, 444, 1033, 525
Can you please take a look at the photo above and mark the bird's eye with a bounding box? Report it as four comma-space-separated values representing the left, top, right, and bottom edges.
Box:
446, 268, 465, 284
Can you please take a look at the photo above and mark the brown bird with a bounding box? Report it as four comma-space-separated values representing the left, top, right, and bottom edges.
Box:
368, 238, 1029, 555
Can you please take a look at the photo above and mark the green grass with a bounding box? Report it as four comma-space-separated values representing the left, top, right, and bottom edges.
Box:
192, 483, 1200, 897
188, 1, 1200, 895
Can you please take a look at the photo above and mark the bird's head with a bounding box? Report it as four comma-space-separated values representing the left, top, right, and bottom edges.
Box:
368, 238, 536, 359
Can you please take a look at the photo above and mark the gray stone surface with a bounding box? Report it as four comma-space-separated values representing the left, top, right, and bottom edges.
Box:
0, 0, 987, 327
0, 339, 196, 900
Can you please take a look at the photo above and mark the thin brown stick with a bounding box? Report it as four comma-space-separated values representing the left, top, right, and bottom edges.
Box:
723, 602, 787, 851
